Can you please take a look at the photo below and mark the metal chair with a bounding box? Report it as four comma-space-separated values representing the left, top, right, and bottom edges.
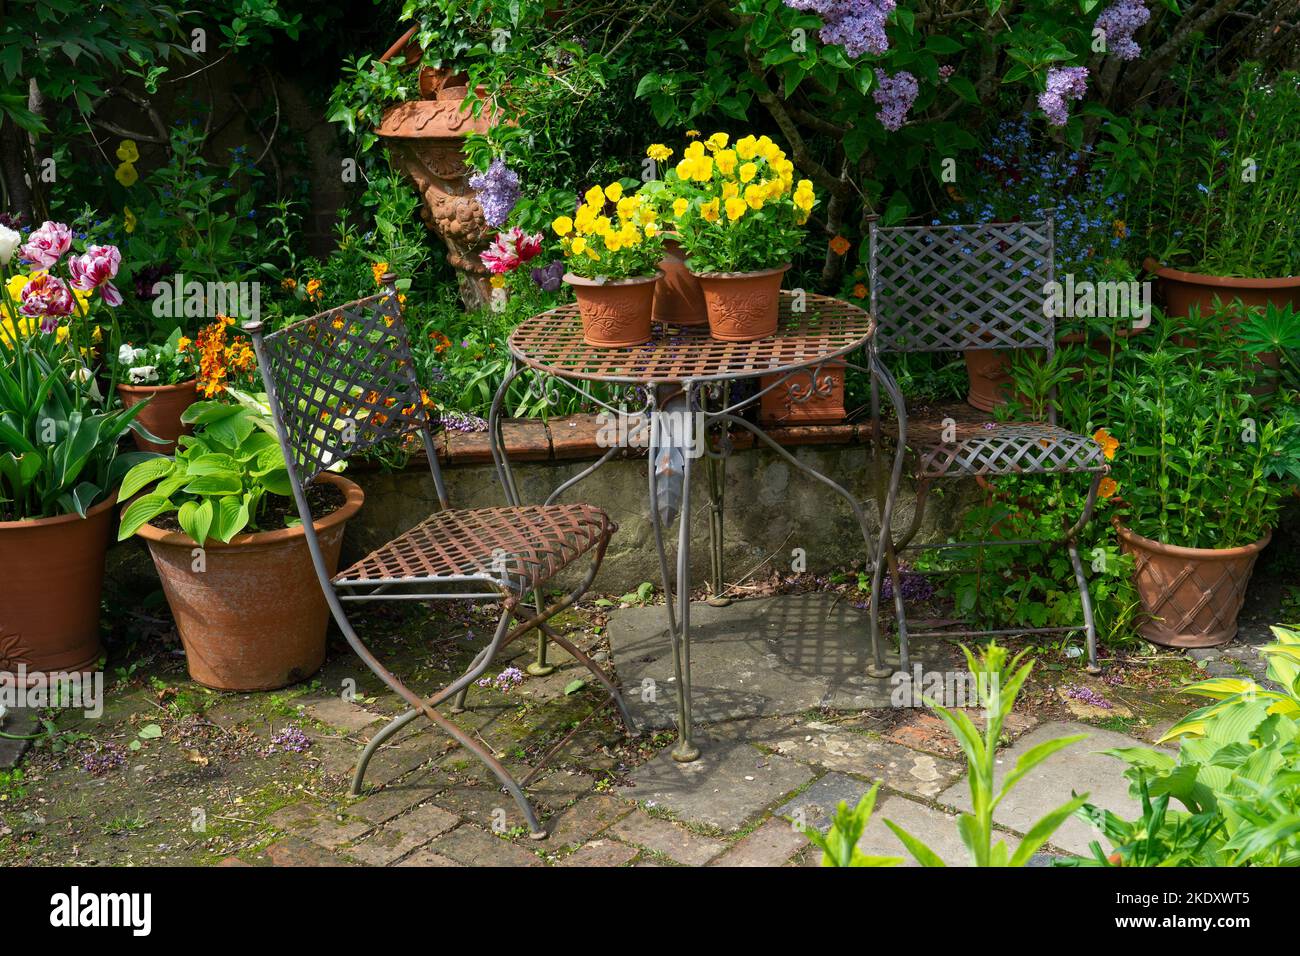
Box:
865, 219, 1109, 676
247, 274, 636, 839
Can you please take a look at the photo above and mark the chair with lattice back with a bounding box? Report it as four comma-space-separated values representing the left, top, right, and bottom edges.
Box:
246, 274, 635, 839
865, 219, 1109, 676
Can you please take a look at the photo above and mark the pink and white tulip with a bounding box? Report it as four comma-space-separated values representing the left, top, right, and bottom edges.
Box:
68, 244, 123, 306
20, 221, 73, 269
19, 272, 75, 332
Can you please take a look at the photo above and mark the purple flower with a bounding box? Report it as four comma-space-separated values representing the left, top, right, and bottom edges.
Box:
785, 0, 896, 58
873, 69, 919, 132
134, 262, 172, 301
531, 260, 565, 292
469, 159, 521, 228
1096, 0, 1150, 61
477, 666, 525, 692
880, 570, 935, 603
438, 409, 489, 433
1066, 684, 1113, 710
265, 726, 312, 754
1038, 66, 1089, 127
83, 744, 127, 776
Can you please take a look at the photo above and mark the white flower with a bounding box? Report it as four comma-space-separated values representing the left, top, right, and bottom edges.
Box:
118, 343, 136, 364
128, 365, 158, 384
0, 224, 19, 265
72, 364, 103, 401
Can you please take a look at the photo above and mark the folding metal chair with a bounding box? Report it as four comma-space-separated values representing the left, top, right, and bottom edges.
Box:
247, 274, 636, 839
865, 219, 1109, 676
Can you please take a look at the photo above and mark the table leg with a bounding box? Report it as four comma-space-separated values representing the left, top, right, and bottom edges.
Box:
648, 385, 700, 763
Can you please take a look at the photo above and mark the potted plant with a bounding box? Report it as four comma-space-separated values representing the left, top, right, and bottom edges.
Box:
1142, 67, 1300, 317
656, 132, 814, 342
551, 181, 664, 348
116, 400, 364, 691
1107, 348, 1299, 647
0, 222, 152, 678
114, 328, 199, 453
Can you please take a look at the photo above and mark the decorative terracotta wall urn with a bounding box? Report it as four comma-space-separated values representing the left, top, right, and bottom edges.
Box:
759, 361, 847, 424
375, 30, 505, 311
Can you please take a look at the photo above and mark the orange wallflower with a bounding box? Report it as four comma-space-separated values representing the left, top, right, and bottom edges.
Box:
306, 278, 323, 302
852, 282, 868, 299
1098, 476, 1118, 499
1092, 428, 1119, 460
371, 262, 390, 286
280, 277, 297, 291
195, 316, 257, 397
829, 235, 851, 256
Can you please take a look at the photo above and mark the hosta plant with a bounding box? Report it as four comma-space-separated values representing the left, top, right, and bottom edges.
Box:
1076, 625, 1300, 866
116, 401, 294, 546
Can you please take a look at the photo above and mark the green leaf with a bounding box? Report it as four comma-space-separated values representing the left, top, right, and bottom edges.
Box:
137, 723, 162, 740
563, 679, 586, 695
183, 473, 243, 496
884, 820, 947, 866
117, 494, 172, 540
118, 456, 174, 500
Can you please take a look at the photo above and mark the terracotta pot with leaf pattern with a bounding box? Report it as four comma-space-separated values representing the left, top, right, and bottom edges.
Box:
691, 264, 789, 342
566, 271, 660, 348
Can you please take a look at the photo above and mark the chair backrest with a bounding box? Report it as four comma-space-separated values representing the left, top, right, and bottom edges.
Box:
247, 276, 447, 506
868, 219, 1055, 354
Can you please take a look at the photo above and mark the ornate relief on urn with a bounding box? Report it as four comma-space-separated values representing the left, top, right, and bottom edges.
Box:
375, 28, 503, 310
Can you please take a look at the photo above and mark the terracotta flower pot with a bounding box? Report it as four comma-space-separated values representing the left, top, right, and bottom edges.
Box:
691, 264, 790, 342
0, 494, 116, 682
1144, 258, 1294, 393
566, 272, 659, 348
1143, 257, 1300, 317
116, 379, 200, 454
653, 238, 707, 327
759, 361, 847, 425
1114, 518, 1271, 649
135, 474, 363, 691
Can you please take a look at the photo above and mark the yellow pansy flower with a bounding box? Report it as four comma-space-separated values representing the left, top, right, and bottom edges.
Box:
690, 156, 714, 181
724, 197, 747, 221
571, 237, 587, 255
552, 215, 574, 237
644, 223, 659, 237
738, 162, 758, 183
116, 140, 140, 163
605, 182, 623, 202
115, 162, 138, 187
705, 132, 729, 152
744, 184, 766, 210
735, 135, 758, 161
714, 149, 737, 176
123, 206, 137, 233
584, 185, 605, 207
700, 199, 720, 222
721, 181, 739, 201
672, 197, 689, 218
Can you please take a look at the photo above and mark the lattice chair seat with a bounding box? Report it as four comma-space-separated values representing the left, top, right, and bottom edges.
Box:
334, 504, 614, 599
876, 401, 1106, 478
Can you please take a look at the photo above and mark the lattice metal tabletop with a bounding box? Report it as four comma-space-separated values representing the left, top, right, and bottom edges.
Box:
508, 291, 873, 384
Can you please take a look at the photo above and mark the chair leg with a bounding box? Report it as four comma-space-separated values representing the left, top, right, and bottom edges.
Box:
1069, 538, 1101, 675
527, 587, 555, 676
535, 620, 639, 735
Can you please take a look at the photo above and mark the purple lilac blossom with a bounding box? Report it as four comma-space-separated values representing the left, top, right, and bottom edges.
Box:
784, 0, 896, 58
1066, 684, 1113, 709
1038, 67, 1089, 127
477, 666, 525, 692
469, 158, 520, 228
1095, 0, 1150, 61
83, 744, 127, 776
873, 69, 919, 132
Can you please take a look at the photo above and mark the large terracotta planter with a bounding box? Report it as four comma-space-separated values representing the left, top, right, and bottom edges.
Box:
566, 272, 659, 348
135, 474, 363, 691
759, 361, 847, 424
1115, 519, 1271, 648
1145, 257, 1296, 392
962, 348, 1015, 412
1144, 257, 1300, 318
692, 264, 789, 342
653, 238, 707, 327
0, 494, 116, 681
116, 379, 200, 454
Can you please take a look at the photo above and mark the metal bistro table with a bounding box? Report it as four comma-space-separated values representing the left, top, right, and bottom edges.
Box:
488, 292, 891, 762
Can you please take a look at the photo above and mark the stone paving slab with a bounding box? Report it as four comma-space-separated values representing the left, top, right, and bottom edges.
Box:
855, 794, 967, 866
936, 721, 1149, 857
618, 735, 813, 832
769, 722, 963, 798
606, 594, 937, 728
608, 809, 727, 865
710, 818, 808, 867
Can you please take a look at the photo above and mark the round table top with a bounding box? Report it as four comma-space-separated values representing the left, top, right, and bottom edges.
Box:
507, 291, 873, 385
